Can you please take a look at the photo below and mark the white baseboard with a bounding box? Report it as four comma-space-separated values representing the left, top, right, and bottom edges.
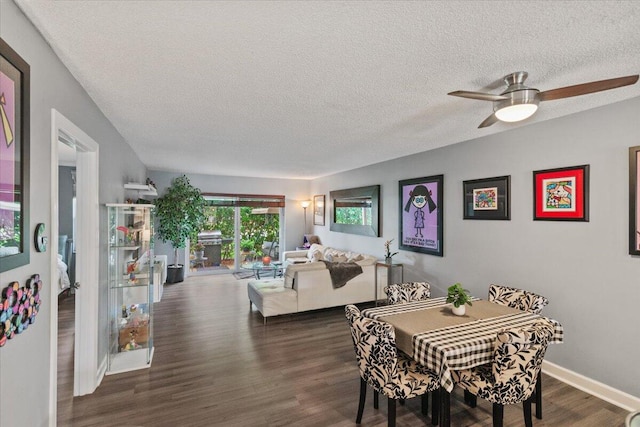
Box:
96, 355, 107, 388
543, 360, 640, 411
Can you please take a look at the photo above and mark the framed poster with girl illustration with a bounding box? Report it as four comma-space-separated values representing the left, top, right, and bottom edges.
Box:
399, 175, 443, 257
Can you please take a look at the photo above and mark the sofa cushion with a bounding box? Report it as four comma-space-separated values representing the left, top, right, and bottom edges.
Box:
307, 247, 324, 262
284, 262, 327, 288
247, 278, 298, 318
348, 253, 364, 262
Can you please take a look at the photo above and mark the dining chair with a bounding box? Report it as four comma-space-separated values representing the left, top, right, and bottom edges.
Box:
488, 283, 549, 418
345, 304, 440, 427
384, 282, 431, 305
452, 321, 554, 427
488, 284, 549, 314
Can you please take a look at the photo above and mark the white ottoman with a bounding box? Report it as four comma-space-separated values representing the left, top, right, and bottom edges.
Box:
247, 278, 298, 323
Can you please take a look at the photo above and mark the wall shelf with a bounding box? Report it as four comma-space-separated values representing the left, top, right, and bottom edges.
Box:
124, 183, 157, 197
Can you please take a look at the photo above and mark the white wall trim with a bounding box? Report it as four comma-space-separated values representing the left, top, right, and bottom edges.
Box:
50, 110, 100, 427
96, 355, 107, 387
543, 361, 640, 411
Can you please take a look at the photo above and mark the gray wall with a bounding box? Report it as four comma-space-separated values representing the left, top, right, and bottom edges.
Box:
58, 166, 74, 239
148, 171, 310, 266
309, 96, 640, 398
0, 2, 147, 426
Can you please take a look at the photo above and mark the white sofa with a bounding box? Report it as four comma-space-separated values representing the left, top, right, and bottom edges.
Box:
247, 244, 377, 322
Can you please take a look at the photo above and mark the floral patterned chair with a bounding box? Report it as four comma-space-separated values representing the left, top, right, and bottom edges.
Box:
451, 321, 554, 427
488, 284, 549, 315
384, 282, 431, 305
488, 283, 549, 418
345, 304, 440, 427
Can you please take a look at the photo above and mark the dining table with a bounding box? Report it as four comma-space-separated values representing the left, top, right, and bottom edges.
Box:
361, 296, 563, 427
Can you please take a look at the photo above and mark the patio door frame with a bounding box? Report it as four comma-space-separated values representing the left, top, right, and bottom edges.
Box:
200, 193, 285, 273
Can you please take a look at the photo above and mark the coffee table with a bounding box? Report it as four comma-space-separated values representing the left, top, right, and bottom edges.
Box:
241, 261, 284, 279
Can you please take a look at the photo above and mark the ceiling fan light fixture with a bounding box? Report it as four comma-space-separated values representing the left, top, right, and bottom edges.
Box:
493, 89, 540, 122
495, 103, 538, 122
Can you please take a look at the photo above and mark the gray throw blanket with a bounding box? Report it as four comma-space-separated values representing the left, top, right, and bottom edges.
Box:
321, 261, 363, 288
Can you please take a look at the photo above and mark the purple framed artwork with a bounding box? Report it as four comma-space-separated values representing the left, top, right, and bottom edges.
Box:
630, 146, 640, 255
463, 175, 510, 220
0, 38, 30, 272
399, 175, 443, 257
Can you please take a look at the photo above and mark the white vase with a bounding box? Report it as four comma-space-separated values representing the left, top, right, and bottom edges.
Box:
451, 304, 466, 316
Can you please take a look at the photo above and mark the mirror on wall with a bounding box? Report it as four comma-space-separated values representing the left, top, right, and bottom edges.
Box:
330, 185, 380, 237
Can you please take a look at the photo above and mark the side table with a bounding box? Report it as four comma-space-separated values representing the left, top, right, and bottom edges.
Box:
374, 262, 404, 305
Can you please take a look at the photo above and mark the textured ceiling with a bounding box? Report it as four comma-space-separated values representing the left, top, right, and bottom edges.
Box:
16, 1, 640, 179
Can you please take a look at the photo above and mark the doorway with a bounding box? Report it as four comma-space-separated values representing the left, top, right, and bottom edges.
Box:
49, 110, 100, 424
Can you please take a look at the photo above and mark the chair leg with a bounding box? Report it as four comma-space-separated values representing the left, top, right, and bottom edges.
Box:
388, 399, 396, 427
535, 371, 542, 419
464, 390, 477, 408
523, 396, 534, 427
421, 393, 428, 415
356, 378, 367, 424
431, 388, 440, 426
374, 390, 379, 409
492, 403, 504, 427
439, 388, 450, 427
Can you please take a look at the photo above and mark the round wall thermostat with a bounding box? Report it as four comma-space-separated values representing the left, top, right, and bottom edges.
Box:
34, 223, 47, 252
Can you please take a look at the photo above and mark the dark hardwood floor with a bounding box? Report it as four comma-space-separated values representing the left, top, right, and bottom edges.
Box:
57, 274, 628, 426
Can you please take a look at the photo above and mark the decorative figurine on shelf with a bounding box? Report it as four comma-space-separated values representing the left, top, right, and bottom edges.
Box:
126, 260, 138, 283
384, 239, 399, 264
123, 331, 141, 351
117, 226, 135, 244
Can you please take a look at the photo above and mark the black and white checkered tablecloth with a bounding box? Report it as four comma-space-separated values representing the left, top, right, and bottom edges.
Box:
362, 297, 563, 392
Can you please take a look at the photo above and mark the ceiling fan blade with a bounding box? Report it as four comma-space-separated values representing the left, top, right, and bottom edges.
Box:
538, 74, 639, 101
478, 113, 499, 128
448, 90, 509, 102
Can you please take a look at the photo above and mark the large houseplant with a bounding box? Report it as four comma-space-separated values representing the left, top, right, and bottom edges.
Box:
155, 175, 206, 283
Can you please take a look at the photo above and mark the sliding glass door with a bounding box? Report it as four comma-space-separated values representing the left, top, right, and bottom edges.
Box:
191, 194, 284, 275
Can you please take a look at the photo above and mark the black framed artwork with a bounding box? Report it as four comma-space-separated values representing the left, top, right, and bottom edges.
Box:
630, 146, 640, 255
0, 38, 30, 272
463, 175, 511, 220
399, 175, 443, 257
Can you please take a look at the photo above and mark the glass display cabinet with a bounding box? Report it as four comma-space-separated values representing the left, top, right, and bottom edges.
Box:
106, 203, 155, 374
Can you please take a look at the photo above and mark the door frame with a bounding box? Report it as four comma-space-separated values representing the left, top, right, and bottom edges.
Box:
49, 110, 101, 424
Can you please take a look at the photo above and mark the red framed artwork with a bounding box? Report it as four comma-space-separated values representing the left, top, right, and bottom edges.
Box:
533, 165, 589, 221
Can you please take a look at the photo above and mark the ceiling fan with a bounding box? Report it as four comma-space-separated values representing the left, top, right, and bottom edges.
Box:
448, 71, 639, 128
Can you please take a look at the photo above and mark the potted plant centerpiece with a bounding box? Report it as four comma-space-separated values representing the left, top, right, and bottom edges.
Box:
446, 283, 473, 316
155, 175, 206, 283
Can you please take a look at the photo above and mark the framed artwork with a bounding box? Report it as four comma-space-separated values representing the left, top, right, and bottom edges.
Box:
399, 175, 443, 257
0, 38, 30, 273
313, 194, 325, 226
533, 165, 589, 221
463, 175, 511, 220
630, 146, 640, 255
330, 185, 380, 237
